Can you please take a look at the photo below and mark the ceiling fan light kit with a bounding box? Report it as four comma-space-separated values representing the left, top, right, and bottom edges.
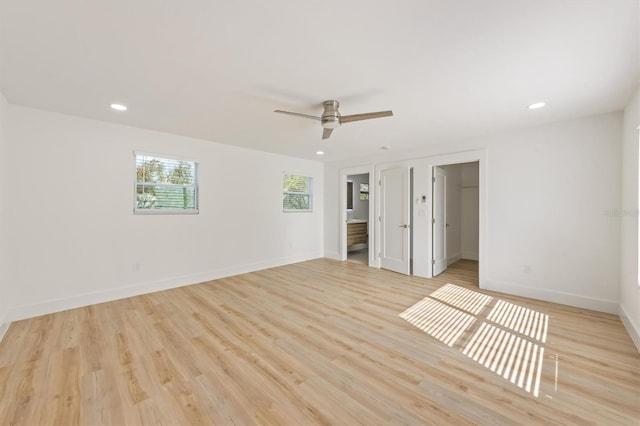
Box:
274, 100, 393, 140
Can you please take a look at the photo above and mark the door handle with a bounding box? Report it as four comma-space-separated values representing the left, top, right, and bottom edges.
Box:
399, 224, 410, 228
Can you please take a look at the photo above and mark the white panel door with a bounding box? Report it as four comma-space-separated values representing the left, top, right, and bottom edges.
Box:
380, 167, 410, 275
433, 166, 447, 276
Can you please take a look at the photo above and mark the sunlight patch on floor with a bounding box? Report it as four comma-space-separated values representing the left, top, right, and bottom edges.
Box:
430, 283, 493, 315
399, 297, 476, 347
462, 322, 545, 396
487, 300, 549, 343
400, 284, 549, 397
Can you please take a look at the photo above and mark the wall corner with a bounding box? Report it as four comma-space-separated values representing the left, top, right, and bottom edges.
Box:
0, 311, 10, 343
619, 303, 640, 353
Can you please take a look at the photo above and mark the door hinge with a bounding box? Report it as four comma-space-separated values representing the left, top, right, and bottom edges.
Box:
379, 216, 381, 222
432, 177, 436, 183
379, 179, 382, 186
432, 218, 436, 224
432, 259, 435, 265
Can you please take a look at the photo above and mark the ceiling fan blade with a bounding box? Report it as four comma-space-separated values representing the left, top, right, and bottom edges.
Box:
322, 128, 333, 140
274, 110, 322, 121
340, 110, 393, 124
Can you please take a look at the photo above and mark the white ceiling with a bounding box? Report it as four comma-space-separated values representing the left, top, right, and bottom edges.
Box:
1, 0, 638, 161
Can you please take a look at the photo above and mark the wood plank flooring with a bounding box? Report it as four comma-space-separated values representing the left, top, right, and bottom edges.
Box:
0, 259, 638, 425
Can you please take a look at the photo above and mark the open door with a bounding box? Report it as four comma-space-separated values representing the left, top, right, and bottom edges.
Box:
433, 166, 447, 276
380, 167, 410, 275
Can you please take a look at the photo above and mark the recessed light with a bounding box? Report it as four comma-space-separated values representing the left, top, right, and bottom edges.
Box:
381, 146, 390, 150
110, 103, 127, 111
528, 102, 546, 110
316, 151, 324, 156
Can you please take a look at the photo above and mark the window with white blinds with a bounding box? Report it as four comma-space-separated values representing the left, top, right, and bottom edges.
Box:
135, 153, 199, 214
283, 174, 312, 212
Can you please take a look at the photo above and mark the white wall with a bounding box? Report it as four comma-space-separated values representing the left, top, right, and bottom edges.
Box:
325, 112, 623, 314
483, 113, 622, 313
0, 93, 10, 340
461, 162, 479, 260
620, 88, 640, 350
6, 105, 324, 321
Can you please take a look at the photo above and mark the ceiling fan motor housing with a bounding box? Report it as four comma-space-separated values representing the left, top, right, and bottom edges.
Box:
273, 99, 393, 139
321, 100, 341, 129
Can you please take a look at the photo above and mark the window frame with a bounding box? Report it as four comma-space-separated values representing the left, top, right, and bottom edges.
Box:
283, 173, 313, 213
133, 151, 200, 215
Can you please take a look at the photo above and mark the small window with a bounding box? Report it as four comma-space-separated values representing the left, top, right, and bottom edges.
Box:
135, 153, 199, 214
283, 174, 312, 212
359, 183, 369, 200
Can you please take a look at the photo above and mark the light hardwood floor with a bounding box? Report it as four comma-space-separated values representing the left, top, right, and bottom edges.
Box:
0, 259, 638, 425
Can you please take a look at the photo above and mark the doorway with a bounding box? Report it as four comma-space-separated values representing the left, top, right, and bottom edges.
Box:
346, 173, 370, 264
432, 161, 480, 280
340, 165, 375, 265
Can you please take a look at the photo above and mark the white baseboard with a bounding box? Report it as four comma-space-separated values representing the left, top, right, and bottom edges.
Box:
484, 279, 618, 314
7, 252, 323, 323
447, 253, 462, 265
619, 304, 640, 352
462, 251, 479, 261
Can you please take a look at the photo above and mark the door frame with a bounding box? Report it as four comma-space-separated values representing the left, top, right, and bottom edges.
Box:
423, 149, 487, 289
339, 165, 375, 265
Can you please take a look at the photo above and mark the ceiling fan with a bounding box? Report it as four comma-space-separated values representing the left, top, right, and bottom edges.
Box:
274, 100, 393, 140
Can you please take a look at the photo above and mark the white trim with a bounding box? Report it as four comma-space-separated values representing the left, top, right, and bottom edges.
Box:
619, 304, 640, 352
6, 251, 323, 323
484, 278, 619, 314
